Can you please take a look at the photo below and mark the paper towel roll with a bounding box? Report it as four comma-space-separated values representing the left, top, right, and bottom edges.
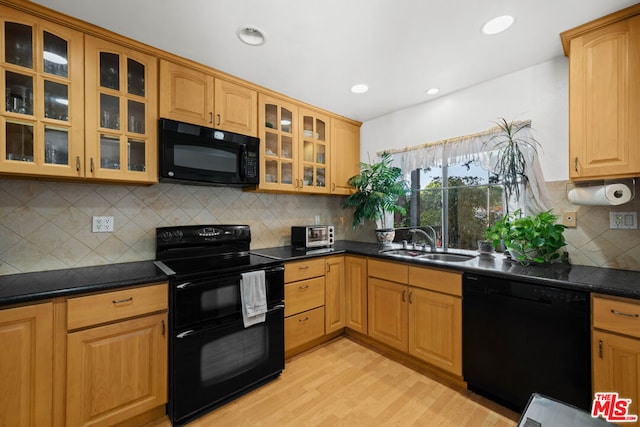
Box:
567, 183, 632, 206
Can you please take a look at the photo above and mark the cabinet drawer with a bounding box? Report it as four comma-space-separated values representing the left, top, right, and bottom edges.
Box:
368, 259, 408, 283
285, 258, 325, 283
285, 306, 325, 351
67, 283, 168, 330
408, 266, 462, 296
593, 295, 640, 338
285, 276, 325, 316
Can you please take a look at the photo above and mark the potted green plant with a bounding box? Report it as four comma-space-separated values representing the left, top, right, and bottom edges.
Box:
343, 152, 408, 245
484, 118, 541, 212
484, 209, 569, 264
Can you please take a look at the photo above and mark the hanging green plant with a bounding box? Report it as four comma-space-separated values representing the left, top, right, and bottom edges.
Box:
484, 118, 540, 207
343, 152, 408, 229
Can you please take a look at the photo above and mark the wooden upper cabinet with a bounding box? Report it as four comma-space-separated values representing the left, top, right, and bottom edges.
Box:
0, 302, 54, 427
159, 59, 214, 126
562, 7, 640, 180
84, 35, 158, 183
330, 118, 360, 195
298, 108, 330, 194
214, 78, 257, 137
159, 59, 258, 136
0, 6, 84, 179
258, 93, 298, 192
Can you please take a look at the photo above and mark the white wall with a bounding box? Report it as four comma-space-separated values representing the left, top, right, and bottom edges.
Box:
360, 56, 570, 182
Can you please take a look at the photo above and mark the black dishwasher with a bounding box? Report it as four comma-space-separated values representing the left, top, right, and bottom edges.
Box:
462, 273, 591, 412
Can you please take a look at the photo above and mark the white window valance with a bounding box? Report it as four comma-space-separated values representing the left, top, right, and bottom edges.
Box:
377, 120, 552, 215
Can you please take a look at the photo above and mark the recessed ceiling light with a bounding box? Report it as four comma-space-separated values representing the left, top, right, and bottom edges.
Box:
237, 26, 266, 46
351, 84, 369, 94
426, 87, 439, 95
482, 15, 514, 35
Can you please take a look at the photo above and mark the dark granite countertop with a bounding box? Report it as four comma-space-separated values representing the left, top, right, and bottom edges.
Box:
252, 241, 640, 300
0, 261, 167, 307
1, 240, 639, 308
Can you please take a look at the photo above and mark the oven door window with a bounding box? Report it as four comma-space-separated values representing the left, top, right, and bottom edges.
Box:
173, 268, 284, 329
171, 307, 284, 423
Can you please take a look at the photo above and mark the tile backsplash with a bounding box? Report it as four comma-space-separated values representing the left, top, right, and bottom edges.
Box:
0, 177, 638, 275
0, 178, 363, 275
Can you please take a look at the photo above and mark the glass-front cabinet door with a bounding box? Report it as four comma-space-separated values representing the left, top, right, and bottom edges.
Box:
258, 94, 298, 191
0, 7, 84, 177
298, 108, 330, 194
84, 35, 157, 183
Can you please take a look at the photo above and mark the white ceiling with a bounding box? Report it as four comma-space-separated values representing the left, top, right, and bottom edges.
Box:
31, 0, 640, 123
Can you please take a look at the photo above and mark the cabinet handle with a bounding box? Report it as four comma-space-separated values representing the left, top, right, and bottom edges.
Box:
610, 309, 639, 318
90, 157, 94, 173
295, 179, 299, 188
574, 157, 578, 172
112, 297, 133, 304
409, 291, 413, 304
402, 290, 406, 302
217, 114, 221, 126
299, 317, 309, 323
327, 263, 331, 273
599, 339, 603, 358
332, 182, 336, 191
209, 112, 213, 124
161, 320, 165, 336
299, 284, 309, 290
75, 156, 81, 172
298, 266, 309, 270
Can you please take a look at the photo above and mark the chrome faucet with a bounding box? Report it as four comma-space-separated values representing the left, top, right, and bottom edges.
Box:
409, 227, 437, 252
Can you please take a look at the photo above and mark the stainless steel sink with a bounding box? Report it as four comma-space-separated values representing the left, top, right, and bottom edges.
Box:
380, 248, 475, 262
417, 253, 475, 262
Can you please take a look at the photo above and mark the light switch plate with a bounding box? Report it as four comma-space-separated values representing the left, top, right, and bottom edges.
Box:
610, 212, 638, 230
92, 216, 114, 232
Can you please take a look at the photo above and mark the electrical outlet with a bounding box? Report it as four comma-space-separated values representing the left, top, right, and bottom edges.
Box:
562, 210, 577, 228
92, 216, 114, 232
610, 212, 638, 230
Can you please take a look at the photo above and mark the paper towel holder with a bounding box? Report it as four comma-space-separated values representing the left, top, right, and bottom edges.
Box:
566, 178, 636, 206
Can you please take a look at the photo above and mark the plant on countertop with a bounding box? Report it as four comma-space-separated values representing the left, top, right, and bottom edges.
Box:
343, 152, 408, 229
484, 118, 541, 212
484, 209, 569, 264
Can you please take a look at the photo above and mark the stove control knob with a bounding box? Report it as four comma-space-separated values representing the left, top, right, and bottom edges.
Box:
172, 230, 183, 239
159, 231, 173, 242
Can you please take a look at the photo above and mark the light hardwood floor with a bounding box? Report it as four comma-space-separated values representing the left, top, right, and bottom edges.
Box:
150, 337, 519, 426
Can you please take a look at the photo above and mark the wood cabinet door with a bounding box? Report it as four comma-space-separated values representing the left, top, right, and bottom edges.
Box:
298, 108, 330, 194
0, 6, 84, 179
345, 256, 367, 333
593, 329, 640, 427
0, 302, 53, 427
367, 277, 407, 351
569, 16, 640, 180
408, 287, 462, 376
66, 312, 167, 427
84, 35, 158, 183
258, 93, 298, 192
214, 78, 257, 137
330, 118, 360, 195
325, 256, 345, 334
159, 59, 214, 126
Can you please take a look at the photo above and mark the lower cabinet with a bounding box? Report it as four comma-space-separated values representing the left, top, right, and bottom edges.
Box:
325, 256, 346, 334
367, 259, 462, 377
592, 295, 640, 427
0, 302, 54, 427
284, 258, 326, 355
344, 255, 367, 334
65, 283, 168, 427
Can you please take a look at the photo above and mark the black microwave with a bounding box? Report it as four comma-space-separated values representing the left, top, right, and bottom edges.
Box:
159, 118, 259, 186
